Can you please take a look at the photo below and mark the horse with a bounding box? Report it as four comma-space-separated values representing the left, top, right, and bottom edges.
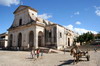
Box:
70, 47, 89, 64
70, 47, 80, 64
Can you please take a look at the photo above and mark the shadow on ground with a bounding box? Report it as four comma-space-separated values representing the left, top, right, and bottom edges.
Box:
58, 59, 74, 66
58, 59, 88, 66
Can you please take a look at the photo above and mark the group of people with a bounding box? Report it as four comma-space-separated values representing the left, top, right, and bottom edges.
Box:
30, 48, 43, 59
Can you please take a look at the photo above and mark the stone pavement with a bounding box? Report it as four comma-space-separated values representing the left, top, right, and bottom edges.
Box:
0, 50, 100, 66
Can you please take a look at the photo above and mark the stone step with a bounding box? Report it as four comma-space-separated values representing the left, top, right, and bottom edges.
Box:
48, 49, 64, 54
39, 47, 64, 54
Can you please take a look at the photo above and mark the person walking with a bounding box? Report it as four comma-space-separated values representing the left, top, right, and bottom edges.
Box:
94, 48, 97, 52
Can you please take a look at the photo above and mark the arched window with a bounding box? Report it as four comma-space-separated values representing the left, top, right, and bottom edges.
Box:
32, 13, 34, 15
19, 19, 22, 26
18, 33, 22, 48
38, 31, 43, 47
29, 31, 34, 49
68, 38, 70, 46
60, 32, 62, 38
49, 32, 51, 38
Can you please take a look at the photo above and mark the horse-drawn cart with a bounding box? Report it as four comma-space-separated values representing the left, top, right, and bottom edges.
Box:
70, 46, 90, 64
76, 51, 90, 61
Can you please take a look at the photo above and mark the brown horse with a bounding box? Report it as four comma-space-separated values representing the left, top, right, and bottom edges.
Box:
70, 47, 89, 63
70, 47, 79, 64
70, 47, 87, 64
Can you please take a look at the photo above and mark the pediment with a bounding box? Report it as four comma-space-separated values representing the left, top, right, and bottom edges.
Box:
13, 5, 38, 14
13, 5, 28, 14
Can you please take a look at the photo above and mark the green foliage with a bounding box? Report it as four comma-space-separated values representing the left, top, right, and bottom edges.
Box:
76, 32, 95, 45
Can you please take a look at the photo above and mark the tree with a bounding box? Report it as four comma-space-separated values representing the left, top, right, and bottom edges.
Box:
76, 32, 95, 45
76, 35, 84, 45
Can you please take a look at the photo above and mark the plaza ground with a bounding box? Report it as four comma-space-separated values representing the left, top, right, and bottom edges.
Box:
0, 50, 100, 66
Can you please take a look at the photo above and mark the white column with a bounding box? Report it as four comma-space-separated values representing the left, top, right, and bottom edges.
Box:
34, 30, 38, 49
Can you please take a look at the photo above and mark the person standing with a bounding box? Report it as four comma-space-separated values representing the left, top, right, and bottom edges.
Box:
40, 50, 43, 58
30, 49, 33, 59
64, 48, 66, 54
36, 48, 40, 58
30, 48, 35, 59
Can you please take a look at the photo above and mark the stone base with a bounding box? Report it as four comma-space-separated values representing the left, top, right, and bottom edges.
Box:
8, 46, 28, 51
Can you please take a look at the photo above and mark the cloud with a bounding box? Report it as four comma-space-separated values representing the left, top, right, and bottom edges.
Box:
75, 21, 81, 25
64, 24, 97, 35
0, 0, 20, 7
94, 6, 100, 16
74, 28, 97, 35
65, 24, 73, 30
94, 6, 100, 10
38, 13, 52, 19
70, 11, 80, 18
74, 11, 80, 15
95, 10, 100, 16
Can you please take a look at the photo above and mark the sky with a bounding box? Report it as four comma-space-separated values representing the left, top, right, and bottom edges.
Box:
0, 0, 100, 34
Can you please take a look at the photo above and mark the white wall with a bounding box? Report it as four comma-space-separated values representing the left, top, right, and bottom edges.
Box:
56, 25, 66, 49
56, 25, 75, 49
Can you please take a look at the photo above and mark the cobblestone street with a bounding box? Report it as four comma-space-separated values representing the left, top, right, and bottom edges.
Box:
0, 50, 100, 66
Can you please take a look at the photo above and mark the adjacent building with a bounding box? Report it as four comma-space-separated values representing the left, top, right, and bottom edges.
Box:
8, 5, 78, 50
93, 34, 100, 44
0, 32, 8, 49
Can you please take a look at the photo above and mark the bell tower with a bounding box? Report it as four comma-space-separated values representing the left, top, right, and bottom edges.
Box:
11, 5, 38, 28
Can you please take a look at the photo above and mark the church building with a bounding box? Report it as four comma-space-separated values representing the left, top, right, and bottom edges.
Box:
8, 5, 78, 50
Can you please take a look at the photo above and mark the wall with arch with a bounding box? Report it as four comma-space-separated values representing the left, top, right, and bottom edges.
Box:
8, 25, 45, 50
